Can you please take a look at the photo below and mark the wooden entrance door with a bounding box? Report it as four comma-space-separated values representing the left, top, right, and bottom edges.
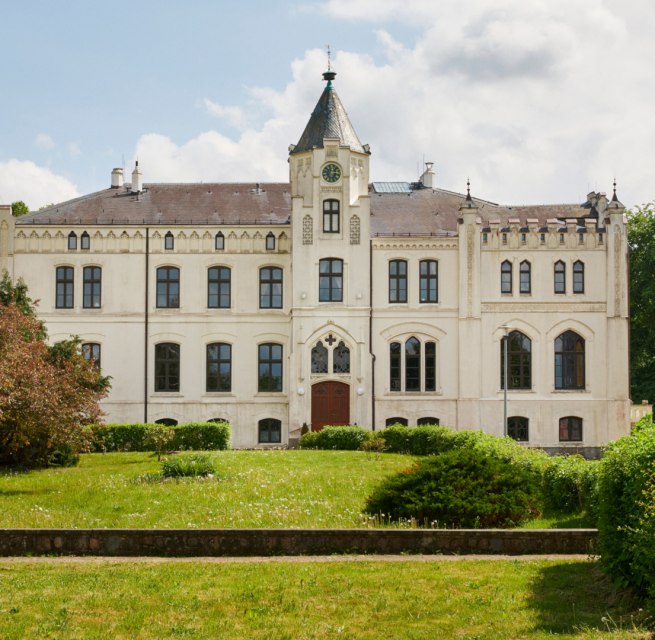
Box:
311, 381, 350, 431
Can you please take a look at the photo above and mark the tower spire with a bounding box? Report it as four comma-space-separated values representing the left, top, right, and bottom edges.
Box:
323, 44, 336, 87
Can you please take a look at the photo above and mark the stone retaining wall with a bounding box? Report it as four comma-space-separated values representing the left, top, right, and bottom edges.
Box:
0, 528, 597, 557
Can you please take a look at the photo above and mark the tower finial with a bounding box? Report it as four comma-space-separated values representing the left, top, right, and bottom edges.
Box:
466, 177, 472, 203
612, 177, 619, 202
323, 44, 336, 87
327, 44, 332, 71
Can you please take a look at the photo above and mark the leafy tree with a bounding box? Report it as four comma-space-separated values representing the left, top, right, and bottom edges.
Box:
10, 201, 29, 217
628, 204, 655, 404
0, 271, 40, 322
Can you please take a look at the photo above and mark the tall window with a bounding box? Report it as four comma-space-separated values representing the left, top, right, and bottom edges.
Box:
56, 266, 74, 309
80, 231, 90, 250
206, 343, 231, 392
319, 258, 343, 302
519, 260, 531, 294
82, 343, 101, 369
508, 416, 529, 442
156, 266, 180, 308
208, 266, 231, 308
389, 260, 407, 303
554, 260, 566, 294
501, 330, 532, 390
155, 343, 180, 392
419, 260, 438, 303
559, 416, 583, 442
573, 260, 584, 293
501, 260, 512, 294
555, 331, 585, 390
390, 337, 437, 392
258, 343, 283, 392
311, 342, 328, 373
259, 418, 281, 443
164, 231, 174, 251
259, 267, 283, 309
333, 341, 350, 374
215, 232, 225, 251
83, 266, 102, 309
265, 232, 276, 250
322, 199, 340, 233
68, 232, 77, 250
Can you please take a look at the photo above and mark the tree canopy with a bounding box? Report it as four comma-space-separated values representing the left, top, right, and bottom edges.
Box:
10, 201, 29, 217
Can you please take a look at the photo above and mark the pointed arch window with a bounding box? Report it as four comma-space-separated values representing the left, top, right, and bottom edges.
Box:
164, 231, 174, 251
501, 260, 512, 294
501, 331, 532, 390
573, 260, 584, 293
333, 341, 350, 374
555, 331, 585, 390
80, 231, 90, 250
554, 260, 566, 294
519, 260, 531, 294
67, 232, 77, 251
311, 342, 328, 374
215, 232, 225, 251
265, 232, 276, 250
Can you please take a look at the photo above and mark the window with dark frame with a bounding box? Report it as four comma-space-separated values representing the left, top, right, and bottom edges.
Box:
258, 343, 283, 392
385, 417, 408, 426
56, 266, 74, 309
573, 260, 584, 293
215, 232, 225, 251
80, 231, 90, 250
389, 260, 407, 303
208, 266, 231, 308
319, 258, 343, 302
390, 338, 437, 392
164, 231, 174, 251
419, 260, 438, 303
554, 260, 566, 293
555, 331, 585, 390
206, 342, 231, 392
501, 330, 532, 390
390, 342, 401, 391
322, 199, 340, 233
259, 267, 283, 309
508, 416, 529, 441
155, 343, 180, 392
82, 266, 102, 309
405, 337, 421, 391
519, 260, 531, 294
258, 418, 281, 443
333, 341, 350, 374
559, 416, 583, 442
501, 260, 512, 294
417, 417, 440, 425
156, 266, 180, 308
68, 232, 77, 250
81, 342, 101, 369
265, 232, 276, 250
311, 342, 328, 373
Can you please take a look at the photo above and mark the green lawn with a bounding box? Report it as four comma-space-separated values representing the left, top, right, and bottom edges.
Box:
0, 450, 417, 528
0, 559, 650, 639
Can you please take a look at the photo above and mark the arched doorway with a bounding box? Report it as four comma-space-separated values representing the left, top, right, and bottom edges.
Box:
311, 381, 350, 431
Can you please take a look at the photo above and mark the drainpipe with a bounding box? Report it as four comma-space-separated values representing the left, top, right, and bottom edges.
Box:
369, 239, 376, 430
144, 227, 149, 423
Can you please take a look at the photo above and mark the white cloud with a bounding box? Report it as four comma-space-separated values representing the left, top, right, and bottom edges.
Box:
68, 142, 82, 157
132, 0, 655, 207
34, 133, 55, 150
0, 160, 79, 210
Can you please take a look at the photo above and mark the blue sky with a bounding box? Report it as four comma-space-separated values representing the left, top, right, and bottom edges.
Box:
1, 0, 653, 210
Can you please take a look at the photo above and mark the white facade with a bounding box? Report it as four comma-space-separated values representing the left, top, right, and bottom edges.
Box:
0, 74, 630, 455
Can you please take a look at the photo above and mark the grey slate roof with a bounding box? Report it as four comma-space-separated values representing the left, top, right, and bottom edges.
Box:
291, 83, 365, 154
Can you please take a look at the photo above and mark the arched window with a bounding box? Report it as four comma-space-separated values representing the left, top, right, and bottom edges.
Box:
554, 331, 585, 390
82, 342, 101, 369
83, 266, 102, 308
322, 199, 340, 233
559, 416, 582, 442
208, 418, 229, 424
386, 417, 408, 427
319, 258, 343, 302
156, 266, 180, 308
155, 418, 178, 426
67, 231, 77, 250
155, 343, 180, 392
419, 260, 438, 303
390, 338, 437, 392
164, 231, 174, 251
389, 260, 407, 303
390, 342, 401, 391
208, 266, 231, 308
206, 343, 231, 392
259, 267, 283, 309
508, 416, 529, 441
520, 260, 531, 294
501, 331, 532, 390
417, 417, 440, 426
258, 343, 283, 392
55, 266, 74, 309
554, 260, 566, 294
80, 231, 90, 250
573, 260, 584, 293
333, 341, 350, 374
215, 231, 225, 251
501, 260, 512, 293
405, 337, 421, 391
311, 342, 328, 374
265, 232, 276, 250
259, 418, 281, 443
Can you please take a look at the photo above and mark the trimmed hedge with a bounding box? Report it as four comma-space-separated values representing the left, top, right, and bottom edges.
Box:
298, 426, 372, 450
87, 422, 230, 452
542, 455, 600, 514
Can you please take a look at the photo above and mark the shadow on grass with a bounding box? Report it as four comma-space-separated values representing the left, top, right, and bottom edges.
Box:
528, 561, 652, 636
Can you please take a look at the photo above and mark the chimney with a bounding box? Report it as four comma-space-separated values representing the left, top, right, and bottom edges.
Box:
131, 161, 142, 194
111, 168, 124, 189
420, 162, 436, 189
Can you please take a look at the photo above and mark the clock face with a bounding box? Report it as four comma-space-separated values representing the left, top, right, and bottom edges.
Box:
322, 163, 342, 183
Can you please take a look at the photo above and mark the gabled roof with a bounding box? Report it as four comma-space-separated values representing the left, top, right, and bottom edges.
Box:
291, 73, 365, 154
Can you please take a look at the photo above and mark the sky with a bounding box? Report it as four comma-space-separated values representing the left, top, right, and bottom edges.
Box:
0, 0, 653, 211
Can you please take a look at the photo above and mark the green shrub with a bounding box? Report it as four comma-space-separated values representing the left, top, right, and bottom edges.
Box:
144, 426, 175, 461
364, 448, 541, 528
298, 426, 370, 450
171, 422, 230, 451
542, 455, 599, 512
632, 413, 654, 434
161, 453, 216, 478
597, 427, 655, 607
87, 423, 152, 452
298, 431, 321, 449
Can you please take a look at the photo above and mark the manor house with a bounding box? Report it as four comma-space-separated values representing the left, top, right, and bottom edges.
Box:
0, 70, 631, 455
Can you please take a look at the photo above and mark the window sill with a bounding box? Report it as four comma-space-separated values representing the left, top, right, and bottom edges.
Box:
498, 389, 535, 394
150, 393, 183, 398
552, 388, 589, 393
202, 392, 235, 398
255, 392, 287, 398
384, 390, 443, 397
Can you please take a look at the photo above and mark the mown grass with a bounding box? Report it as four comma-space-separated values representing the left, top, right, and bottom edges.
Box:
0, 450, 417, 528
0, 559, 650, 639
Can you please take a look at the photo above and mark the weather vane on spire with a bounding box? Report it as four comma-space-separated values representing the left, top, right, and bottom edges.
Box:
326, 44, 332, 71
323, 44, 336, 86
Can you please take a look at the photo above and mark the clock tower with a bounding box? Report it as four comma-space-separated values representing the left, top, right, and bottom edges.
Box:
288, 68, 372, 435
